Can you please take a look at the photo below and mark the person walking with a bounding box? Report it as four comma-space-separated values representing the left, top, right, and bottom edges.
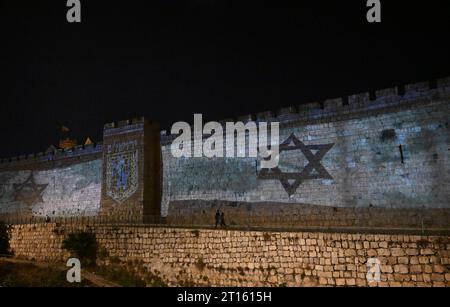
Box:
215, 209, 221, 228
220, 211, 227, 228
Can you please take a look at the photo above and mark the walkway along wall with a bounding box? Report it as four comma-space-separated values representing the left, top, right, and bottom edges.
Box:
162, 78, 450, 228
0, 77, 449, 229
0, 119, 161, 224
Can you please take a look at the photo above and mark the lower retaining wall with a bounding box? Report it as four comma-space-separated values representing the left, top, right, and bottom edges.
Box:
8, 223, 450, 287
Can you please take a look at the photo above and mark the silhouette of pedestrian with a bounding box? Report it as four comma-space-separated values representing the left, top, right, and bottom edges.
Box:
215, 209, 221, 228
220, 212, 227, 228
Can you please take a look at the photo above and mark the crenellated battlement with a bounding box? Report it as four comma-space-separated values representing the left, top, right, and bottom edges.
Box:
2, 76, 450, 159
159, 76, 450, 144
103, 116, 152, 138
103, 116, 146, 130
1, 76, 450, 229
0, 142, 103, 169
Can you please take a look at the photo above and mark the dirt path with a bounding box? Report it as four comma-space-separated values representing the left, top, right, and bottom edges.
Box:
0, 257, 121, 287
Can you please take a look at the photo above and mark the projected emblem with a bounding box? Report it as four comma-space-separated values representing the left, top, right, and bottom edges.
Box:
258, 133, 334, 196
106, 147, 138, 203
13, 172, 48, 208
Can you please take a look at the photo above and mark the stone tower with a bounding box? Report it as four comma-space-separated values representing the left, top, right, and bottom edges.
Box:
100, 117, 161, 223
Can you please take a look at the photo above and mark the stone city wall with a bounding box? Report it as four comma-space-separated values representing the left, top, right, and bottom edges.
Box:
161, 78, 450, 229
8, 223, 450, 287
0, 118, 161, 224
0, 158, 102, 221
0, 77, 449, 229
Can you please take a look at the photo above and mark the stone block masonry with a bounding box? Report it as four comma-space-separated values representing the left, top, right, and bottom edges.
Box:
0, 159, 102, 219
167, 200, 450, 229
0, 143, 103, 223
100, 118, 161, 223
9, 223, 450, 287
159, 77, 450, 229
0, 118, 162, 224
0, 77, 450, 229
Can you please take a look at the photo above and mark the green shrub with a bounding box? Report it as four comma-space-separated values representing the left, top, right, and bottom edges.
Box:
0, 222, 12, 255
62, 231, 98, 266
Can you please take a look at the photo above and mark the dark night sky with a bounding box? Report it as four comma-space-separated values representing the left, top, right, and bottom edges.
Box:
0, 0, 449, 158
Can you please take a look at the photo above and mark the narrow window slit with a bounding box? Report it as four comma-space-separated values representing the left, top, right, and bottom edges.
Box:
399, 144, 404, 164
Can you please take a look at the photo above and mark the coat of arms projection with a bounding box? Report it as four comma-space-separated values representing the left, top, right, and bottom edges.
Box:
106, 141, 139, 203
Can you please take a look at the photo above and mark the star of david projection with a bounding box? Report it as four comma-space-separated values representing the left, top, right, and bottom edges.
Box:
13, 173, 48, 207
258, 133, 334, 196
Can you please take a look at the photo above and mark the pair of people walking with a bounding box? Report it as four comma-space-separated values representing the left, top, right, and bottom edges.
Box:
214, 209, 227, 228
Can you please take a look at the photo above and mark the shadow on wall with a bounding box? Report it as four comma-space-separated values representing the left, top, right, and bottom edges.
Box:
166, 200, 450, 231
0, 222, 12, 255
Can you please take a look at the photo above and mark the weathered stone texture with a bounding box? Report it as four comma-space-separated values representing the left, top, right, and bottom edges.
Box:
162, 89, 450, 228
0, 78, 449, 228
0, 159, 102, 219
9, 223, 450, 287
100, 118, 161, 223
166, 200, 449, 229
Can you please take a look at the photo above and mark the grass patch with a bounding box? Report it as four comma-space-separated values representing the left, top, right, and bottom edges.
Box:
0, 260, 92, 287
92, 264, 168, 287
92, 265, 146, 287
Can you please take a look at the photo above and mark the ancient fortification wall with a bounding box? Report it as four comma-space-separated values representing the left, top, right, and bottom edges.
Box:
0, 118, 161, 224
161, 78, 450, 228
0, 77, 449, 229
0, 145, 103, 222
8, 223, 450, 287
